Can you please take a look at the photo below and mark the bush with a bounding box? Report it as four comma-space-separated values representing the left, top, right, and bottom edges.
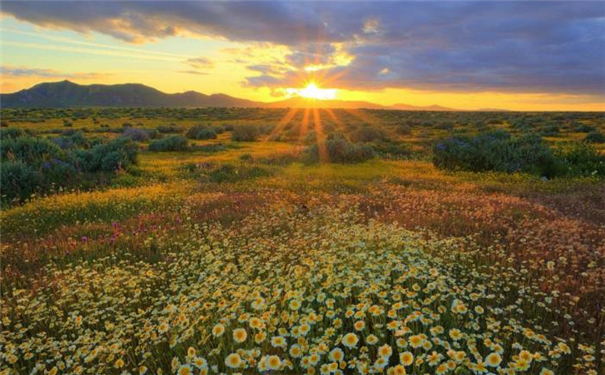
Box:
371, 140, 412, 159
157, 124, 184, 134
231, 125, 259, 142
186, 125, 217, 140
396, 125, 412, 135
123, 127, 151, 142
304, 136, 374, 164
1, 133, 138, 204
72, 138, 138, 172
0, 161, 43, 203
1, 136, 66, 165
0, 128, 30, 139
52, 131, 91, 150
433, 131, 605, 178
574, 124, 596, 133
584, 131, 605, 144
433, 131, 558, 176
148, 135, 189, 152
350, 126, 387, 143
558, 143, 605, 177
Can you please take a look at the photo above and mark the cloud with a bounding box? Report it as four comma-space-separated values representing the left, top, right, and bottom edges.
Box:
178, 70, 208, 76
0, 66, 108, 80
0, 1, 335, 45
2, 1, 604, 96
184, 57, 214, 69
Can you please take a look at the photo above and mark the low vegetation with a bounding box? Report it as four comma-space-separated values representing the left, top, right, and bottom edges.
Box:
433, 130, 605, 178
0, 107, 603, 375
1, 128, 138, 204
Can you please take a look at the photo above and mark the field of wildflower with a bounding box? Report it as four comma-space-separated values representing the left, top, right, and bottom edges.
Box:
1, 108, 604, 375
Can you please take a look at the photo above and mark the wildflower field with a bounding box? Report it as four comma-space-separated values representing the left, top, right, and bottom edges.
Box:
1, 108, 604, 375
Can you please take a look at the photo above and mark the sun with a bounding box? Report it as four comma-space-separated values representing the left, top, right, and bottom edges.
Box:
285, 82, 337, 100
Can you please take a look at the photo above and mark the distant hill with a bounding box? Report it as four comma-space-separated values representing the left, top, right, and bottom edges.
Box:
0, 80, 259, 108
1, 80, 459, 110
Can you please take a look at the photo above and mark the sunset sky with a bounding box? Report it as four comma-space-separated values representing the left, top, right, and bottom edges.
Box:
1, 1, 604, 111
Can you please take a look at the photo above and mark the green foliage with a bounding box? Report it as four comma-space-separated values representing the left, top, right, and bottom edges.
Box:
350, 126, 387, 143
123, 127, 151, 142
1, 133, 138, 204
1, 135, 66, 165
584, 131, 605, 144
231, 124, 259, 142
574, 124, 596, 133
52, 131, 93, 149
148, 135, 189, 152
557, 142, 605, 177
73, 138, 138, 172
1, 128, 32, 139
0, 161, 43, 203
156, 124, 184, 134
186, 125, 217, 140
433, 131, 557, 175
433, 131, 605, 178
304, 135, 374, 164
371, 140, 413, 159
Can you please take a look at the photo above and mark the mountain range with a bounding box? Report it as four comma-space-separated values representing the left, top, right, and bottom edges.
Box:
0, 80, 465, 110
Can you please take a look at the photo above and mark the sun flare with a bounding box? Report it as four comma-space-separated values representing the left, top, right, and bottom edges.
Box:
285, 83, 337, 100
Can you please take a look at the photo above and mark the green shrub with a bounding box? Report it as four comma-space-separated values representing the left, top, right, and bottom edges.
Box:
123, 127, 151, 142
1, 133, 137, 204
157, 124, 184, 134
574, 124, 596, 133
557, 143, 605, 177
350, 126, 387, 143
72, 138, 138, 172
52, 131, 91, 149
396, 125, 412, 135
231, 125, 259, 142
371, 140, 413, 159
433, 131, 605, 178
584, 131, 605, 144
186, 125, 217, 140
304, 136, 374, 164
1, 136, 66, 165
148, 135, 189, 152
433, 131, 558, 176
0, 161, 43, 203
540, 124, 560, 137
303, 131, 317, 145
1, 128, 31, 139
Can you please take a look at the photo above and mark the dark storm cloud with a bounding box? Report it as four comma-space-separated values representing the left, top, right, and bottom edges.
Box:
2, 1, 604, 95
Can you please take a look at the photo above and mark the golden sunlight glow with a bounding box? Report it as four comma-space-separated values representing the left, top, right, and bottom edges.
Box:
286, 83, 337, 100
